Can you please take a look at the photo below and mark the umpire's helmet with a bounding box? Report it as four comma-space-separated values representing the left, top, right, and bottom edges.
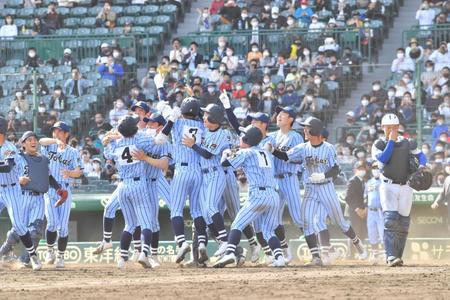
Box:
201, 104, 224, 124
118, 116, 139, 138
0, 118, 7, 135
239, 125, 263, 147
381, 113, 400, 126
300, 116, 323, 136
180, 97, 200, 117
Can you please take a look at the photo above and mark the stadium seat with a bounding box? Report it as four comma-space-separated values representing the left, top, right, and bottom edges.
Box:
63, 18, 79, 29
111, 6, 124, 16
117, 16, 134, 26
143, 5, 159, 16
135, 16, 153, 26
5, 59, 23, 67
93, 28, 109, 35
71, 7, 88, 18
56, 28, 73, 36
131, 26, 146, 33
37, 66, 53, 74
124, 6, 141, 16
75, 28, 91, 36
123, 56, 136, 66
55, 65, 72, 74
17, 8, 35, 18
87, 6, 103, 17
81, 17, 97, 28
80, 58, 97, 66
58, 7, 71, 16
5, 0, 22, 8
14, 19, 26, 28
112, 27, 124, 35
0, 8, 16, 18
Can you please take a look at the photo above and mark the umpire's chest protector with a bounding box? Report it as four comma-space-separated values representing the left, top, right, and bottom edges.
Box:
21, 153, 50, 193
377, 139, 410, 183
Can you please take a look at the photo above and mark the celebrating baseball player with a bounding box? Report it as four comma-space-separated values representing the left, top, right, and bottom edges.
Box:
371, 113, 427, 267
214, 125, 286, 268
0, 131, 68, 268
269, 117, 368, 266
103, 116, 163, 269
39, 121, 82, 268
0, 120, 47, 271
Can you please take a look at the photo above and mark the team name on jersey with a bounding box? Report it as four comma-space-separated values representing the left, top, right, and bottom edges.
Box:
276, 145, 291, 152
48, 151, 72, 166
305, 156, 328, 166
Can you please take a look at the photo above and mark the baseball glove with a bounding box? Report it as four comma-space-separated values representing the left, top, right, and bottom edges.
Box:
408, 153, 419, 174
55, 188, 69, 207
408, 167, 433, 191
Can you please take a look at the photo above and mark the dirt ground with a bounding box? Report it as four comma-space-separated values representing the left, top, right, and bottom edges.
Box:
1, 260, 449, 300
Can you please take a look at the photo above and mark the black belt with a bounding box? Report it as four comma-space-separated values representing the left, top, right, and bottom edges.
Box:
147, 178, 157, 182
382, 178, 407, 185
180, 162, 188, 166
259, 187, 267, 190
120, 177, 140, 182
275, 172, 293, 179
369, 207, 381, 212
1, 183, 16, 188
22, 191, 42, 196
309, 181, 332, 185
202, 166, 218, 174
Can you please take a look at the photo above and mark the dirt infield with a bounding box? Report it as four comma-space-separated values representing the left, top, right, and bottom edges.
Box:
1, 261, 449, 300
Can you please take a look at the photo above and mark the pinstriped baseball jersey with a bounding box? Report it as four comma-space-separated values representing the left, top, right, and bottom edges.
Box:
143, 140, 170, 179
41, 144, 81, 185
228, 147, 276, 189
269, 130, 304, 174
0, 141, 20, 184
172, 119, 204, 165
104, 132, 156, 179
287, 141, 337, 184
200, 128, 229, 169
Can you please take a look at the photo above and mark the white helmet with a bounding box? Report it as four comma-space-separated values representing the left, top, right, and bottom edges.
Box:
381, 113, 400, 126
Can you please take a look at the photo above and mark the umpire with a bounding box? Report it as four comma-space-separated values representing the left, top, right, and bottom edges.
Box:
371, 114, 426, 267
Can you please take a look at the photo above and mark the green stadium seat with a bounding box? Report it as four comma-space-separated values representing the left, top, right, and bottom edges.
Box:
14, 19, 26, 28
5, 0, 22, 8
135, 16, 153, 26
81, 58, 97, 66
86, 72, 101, 81
17, 8, 35, 18
63, 40, 82, 50
6, 59, 23, 67
38, 66, 53, 74
78, 65, 91, 73
56, 28, 73, 36
143, 5, 159, 16
117, 16, 134, 26
55, 65, 72, 74
160, 4, 178, 17
88, 6, 103, 17
93, 28, 109, 35
112, 27, 124, 35
111, 6, 124, 15
80, 94, 97, 104
75, 28, 91, 35
58, 7, 70, 16
71, 7, 88, 18
148, 26, 164, 37
82, 17, 97, 28
216, 24, 232, 32
63, 18, 79, 28
231, 75, 247, 84
0, 8, 16, 18
35, 7, 48, 16
124, 6, 141, 16
123, 56, 136, 66
115, 0, 128, 5
131, 26, 146, 33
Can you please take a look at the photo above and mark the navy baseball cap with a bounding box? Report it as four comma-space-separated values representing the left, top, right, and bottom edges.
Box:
143, 113, 166, 125
321, 128, 329, 139
246, 112, 270, 124
19, 131, 37, 143
275, 106, 296, 119
51, 121, 71, 133
131, 101, 150, 113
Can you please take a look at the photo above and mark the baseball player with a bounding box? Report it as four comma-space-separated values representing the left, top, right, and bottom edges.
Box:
155, 97, 207, 264
365, 161, 385, 264
371, 113, 426, 267
268, 117, 368, 266
0, 119, 43, 270
131, 101, 152, 130
0, 131, 68, 267
39, 121, 82, 268
103, 115, 162, 269
214, 125, 286, 268
220, 92, 294, 263
181, 103, 230, 257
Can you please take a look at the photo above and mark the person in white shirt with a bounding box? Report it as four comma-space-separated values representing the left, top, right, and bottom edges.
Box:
391, 48, 415, 74
308, 14, 325, 31
108, 98, 128, 127
429, 42, 450, 71
81, 151, 94, 176
0, 15, 18, 39
169, 38, 184, 63
233, 97, 250, 120
221, 46, 239, 75
87, 158, 102, 179
415, 2, 436, 27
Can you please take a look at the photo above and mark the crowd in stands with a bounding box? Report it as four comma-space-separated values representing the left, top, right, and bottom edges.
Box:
0, 0, 449, 187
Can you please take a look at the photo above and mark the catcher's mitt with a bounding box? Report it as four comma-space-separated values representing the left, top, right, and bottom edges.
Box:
408, 153, 419, 174
408, 167, 433, 191
55, 188, 69, 207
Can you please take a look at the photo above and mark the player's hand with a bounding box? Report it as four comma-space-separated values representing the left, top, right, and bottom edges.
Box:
154, 73, 165, 89
19, 176, 30, 186
154, 133, 168, 145
55, 188, 69, 207
131, 149, 147, 161
388, 128, 398, 141
56, 139, 66, 149
264, 142, 274, 153
355, 207, 367, 219
182, 134, 195, 148
219, 90, 231, 109
221, 149, 232, 163
61, 169, 72, 179
431, 202, 439, 210
310, 172, 325, 183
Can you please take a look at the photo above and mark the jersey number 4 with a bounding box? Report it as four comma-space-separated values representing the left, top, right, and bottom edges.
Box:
116, 146, 138, 166
256, 151, 271, 168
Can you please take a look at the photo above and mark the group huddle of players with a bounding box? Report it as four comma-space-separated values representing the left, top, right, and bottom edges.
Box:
1, 89, 377, 270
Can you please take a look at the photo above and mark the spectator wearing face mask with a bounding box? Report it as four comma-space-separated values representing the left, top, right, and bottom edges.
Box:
201, 82, 220, 107
109, 98, 128, 127
91, 113, 112, 136
308, 74, 330, 99
49, 86, 67, 112
233, 6, 250, 30
267, 6, 287, 29
432, 114, 449, 148
246, 60, 263, 83
247, 43, 262, 63
369, 80, 387, 105
280, 84, 300, 107
294, 0, 314, 24
87, 158, 103, 179
435, 66, 450, 88
96, 1, 117, 28
221, 47, 239, 74
22, 77, 49, 96
337, 143, 356, 165
0, 15, 18, 39
299, 89, 318, 115
416, 2, 436, 27
197, 7, 213, 32
429, 42, 450, 72
24, 47, 43, 69
422, 60, 439, 91
232, 81, 246, 100
213, 36, 228, 61
398, 92, 415, 123
233, 96, 250, 120
426, 85, 444, 112
182, 42, 203, 72
260, 49, 276, 69
308, 14, 325, 31
439, 94, 450, 119
60, 48, 76, 66
101, 159, 117, 182
81, 150, 94, 176
10, 91, 30, 118
353, 95, 371, 122
65, 67, 90, 97
391, 48, 415, 74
